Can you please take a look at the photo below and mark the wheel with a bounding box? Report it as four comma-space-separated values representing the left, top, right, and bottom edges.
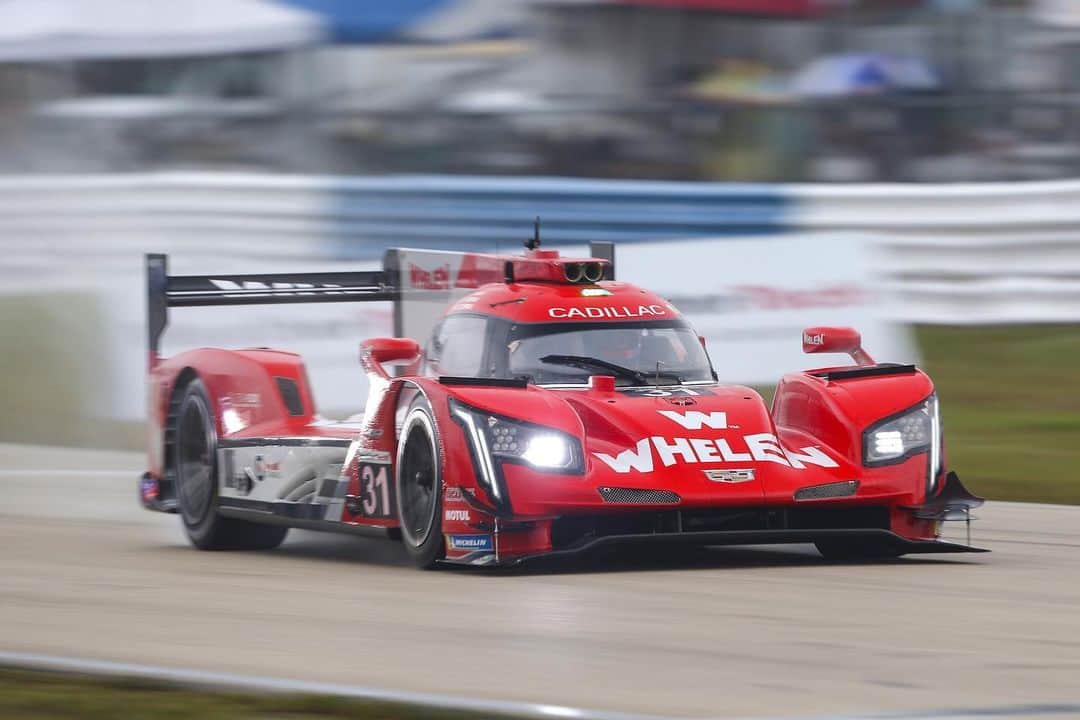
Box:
395, 396, 444, 568
173, 378, 288, 551
814, 538, 904, 561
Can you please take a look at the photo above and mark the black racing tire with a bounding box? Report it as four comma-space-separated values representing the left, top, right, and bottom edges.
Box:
173, 378, 288, 552
395, 395, 445, 569
814, 538, 905, 562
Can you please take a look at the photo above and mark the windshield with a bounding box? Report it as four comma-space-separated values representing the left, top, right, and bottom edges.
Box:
505, 320, 714, 386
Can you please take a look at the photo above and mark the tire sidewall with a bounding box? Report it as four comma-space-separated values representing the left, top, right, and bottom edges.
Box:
175, 379, 220, 547
395, 395, 444, 567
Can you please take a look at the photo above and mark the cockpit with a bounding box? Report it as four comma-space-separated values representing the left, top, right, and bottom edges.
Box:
424, 315, 714, 386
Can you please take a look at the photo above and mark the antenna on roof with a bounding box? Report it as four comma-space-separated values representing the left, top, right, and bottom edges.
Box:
525, 216, 541, 251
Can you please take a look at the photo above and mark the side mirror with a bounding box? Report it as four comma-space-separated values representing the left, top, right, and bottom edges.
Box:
802, 326, 874, 366
360, 337, 420, 378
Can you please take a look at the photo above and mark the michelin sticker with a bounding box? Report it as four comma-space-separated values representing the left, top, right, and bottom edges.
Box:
449, 534, 493, 551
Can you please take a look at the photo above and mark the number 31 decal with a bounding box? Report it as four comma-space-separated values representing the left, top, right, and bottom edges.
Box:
359, 462, 394, 518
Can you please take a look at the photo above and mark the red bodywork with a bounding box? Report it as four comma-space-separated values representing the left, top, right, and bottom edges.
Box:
143, 246, 981, 566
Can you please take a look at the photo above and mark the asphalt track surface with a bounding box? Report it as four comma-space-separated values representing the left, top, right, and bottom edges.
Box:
2, 443, 1079, 719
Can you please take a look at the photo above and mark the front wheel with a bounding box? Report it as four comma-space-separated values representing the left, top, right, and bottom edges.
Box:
395, 397, 445, 568
173, 378, 288, 551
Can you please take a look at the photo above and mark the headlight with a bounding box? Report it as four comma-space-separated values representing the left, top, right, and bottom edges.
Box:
449, 398, 584, 493
862, 394, 942, 490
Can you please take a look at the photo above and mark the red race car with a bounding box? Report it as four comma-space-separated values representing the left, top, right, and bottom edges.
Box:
140, 239, 985, 567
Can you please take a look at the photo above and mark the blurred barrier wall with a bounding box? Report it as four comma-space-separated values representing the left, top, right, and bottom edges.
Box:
789, 182, 1080, 324
2, 173, 1078, 325
0, 171, 1074, 444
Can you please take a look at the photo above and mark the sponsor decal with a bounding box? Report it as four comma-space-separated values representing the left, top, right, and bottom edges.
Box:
209, 279, 344, 295
548, 304, 667, 320
445, 487, 464, 502
408, 262, 452, 291
592, 410, 839, 474
804, 332, 825, 346
593, 434, 838, 474
140, 476, 159, 502
735, 285, 871, 310
449, 534, 493, 551
703, 468, 755, 483
226, 392, 260, 408
445, 509, 471, 522
657, 410, 727, 431
252, 454, 279, 482
580, 288, 611, 297
621, 386, 711, 398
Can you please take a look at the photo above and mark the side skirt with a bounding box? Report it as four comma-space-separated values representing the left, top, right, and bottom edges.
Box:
218, 499, 398, 540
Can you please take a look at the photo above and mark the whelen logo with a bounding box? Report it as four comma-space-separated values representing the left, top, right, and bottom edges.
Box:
548, 305, 667, 320
657, 410, 727, 430
591, 410, 839, 474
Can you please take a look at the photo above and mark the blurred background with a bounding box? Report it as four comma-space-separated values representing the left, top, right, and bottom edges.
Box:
3, 0, 1080, 182
1, 0, 1078, 504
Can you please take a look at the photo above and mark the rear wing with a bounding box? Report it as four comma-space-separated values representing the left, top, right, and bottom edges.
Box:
147, 242, 615, 364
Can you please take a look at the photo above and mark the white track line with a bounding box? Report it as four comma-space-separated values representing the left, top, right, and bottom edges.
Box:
2, 650, 1078, 720
0, 651, 668, 720
0, 470, 133, 477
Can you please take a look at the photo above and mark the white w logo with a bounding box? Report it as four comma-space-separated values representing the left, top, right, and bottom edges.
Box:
657, 410, 728, 430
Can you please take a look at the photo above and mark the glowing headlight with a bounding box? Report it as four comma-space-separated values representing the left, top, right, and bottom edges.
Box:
863, 394, 941, 479
872, 430, 905, 456
450, 399, 583, 479
521, 434, 572, 469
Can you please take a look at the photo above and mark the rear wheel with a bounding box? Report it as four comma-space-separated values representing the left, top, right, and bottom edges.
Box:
814, 539, 904, 561
174, 378, 288, 551
395, 397, 444, 569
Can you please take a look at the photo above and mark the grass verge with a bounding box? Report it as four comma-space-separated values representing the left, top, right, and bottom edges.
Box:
0, 668, 517, 720
914, 325, 1080, 505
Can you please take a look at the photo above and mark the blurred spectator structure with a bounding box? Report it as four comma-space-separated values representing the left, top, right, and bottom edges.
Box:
1, 0, 1079, 181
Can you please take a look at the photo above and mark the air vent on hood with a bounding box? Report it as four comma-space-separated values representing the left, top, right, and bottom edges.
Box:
794, 480, 859, 501
811, 364, 916, 381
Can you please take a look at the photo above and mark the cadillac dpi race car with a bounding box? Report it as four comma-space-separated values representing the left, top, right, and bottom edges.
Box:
140, 239, 985, 567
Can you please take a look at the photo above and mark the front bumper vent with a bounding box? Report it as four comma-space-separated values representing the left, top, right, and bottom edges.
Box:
794, 480, 859, 502
598, 487, 681, 505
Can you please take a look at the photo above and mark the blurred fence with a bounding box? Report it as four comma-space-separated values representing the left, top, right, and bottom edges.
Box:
2, 172, 1078, 324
